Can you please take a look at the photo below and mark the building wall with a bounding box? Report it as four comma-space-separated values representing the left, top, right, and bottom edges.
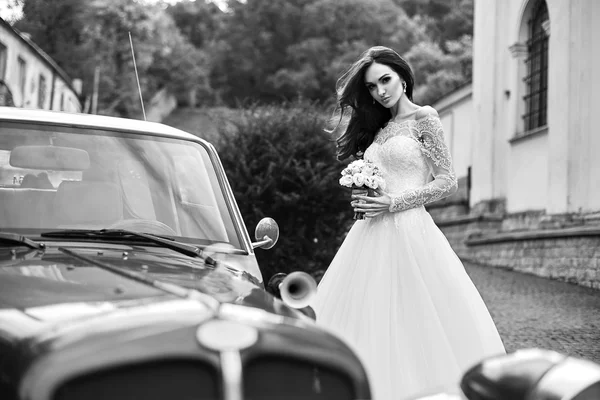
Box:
563, 0, 600, 213
433, 0, 600, 289
49, 76, 81, 113
472, 0, 600, 215
0, 19, 81, 112
435, 84, 472, 181
471, 0, 500, 207
507, 133, 548, 212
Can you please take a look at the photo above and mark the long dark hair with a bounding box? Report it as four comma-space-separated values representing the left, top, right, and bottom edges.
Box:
332, 46, 415, 160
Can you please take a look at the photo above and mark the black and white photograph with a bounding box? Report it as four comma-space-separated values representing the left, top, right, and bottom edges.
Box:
0, 0, 598, 399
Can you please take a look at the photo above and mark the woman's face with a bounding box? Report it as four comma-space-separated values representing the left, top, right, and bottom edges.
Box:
364, 62, 403, 108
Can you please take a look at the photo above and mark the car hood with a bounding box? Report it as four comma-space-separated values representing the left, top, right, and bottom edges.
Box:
0, 243, 307, 334
0, 243, 334, 387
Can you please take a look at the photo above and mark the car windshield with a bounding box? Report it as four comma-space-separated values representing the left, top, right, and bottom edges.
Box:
0, 121, 243, 249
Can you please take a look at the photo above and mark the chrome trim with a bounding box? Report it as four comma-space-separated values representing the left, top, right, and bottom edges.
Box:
204, 142, 255, 256
218, 303, 315, 327
0, 107, 206, 144
196, 320, 258, 352
221, 351, 244, 400
251, 237, 272, 249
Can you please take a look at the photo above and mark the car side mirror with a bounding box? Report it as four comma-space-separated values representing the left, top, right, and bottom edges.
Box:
252, 217, 279, 250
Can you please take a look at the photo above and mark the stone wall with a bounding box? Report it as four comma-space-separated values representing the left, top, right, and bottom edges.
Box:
432, 198, 600, 290
427, 175, 470, 220
461, 230, 600, 289
436, 215, 502, 257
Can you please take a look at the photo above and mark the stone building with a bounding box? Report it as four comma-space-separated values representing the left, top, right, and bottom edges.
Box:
0, 17, 81, 112
430, 0, 600, 289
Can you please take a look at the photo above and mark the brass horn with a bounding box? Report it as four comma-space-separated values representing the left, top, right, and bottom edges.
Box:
269, 271, 317, 309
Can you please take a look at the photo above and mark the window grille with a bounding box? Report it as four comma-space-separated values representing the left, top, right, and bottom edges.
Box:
522, 0, 549, 132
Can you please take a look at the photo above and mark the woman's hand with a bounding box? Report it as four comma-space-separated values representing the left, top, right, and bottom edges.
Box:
351, 188, 392, 219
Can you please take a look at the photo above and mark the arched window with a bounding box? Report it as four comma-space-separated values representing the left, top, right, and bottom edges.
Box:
522, 0, 549, 131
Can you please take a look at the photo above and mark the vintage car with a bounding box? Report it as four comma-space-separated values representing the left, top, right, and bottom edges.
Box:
0, 106, 371, 400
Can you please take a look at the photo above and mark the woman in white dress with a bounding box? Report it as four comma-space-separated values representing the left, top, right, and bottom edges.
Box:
311, 46, 506, 399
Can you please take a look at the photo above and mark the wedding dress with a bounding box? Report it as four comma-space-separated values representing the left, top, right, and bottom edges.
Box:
311, 108, 506, 400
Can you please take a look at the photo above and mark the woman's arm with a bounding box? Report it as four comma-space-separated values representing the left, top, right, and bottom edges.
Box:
389, 107, 457, 212
352, 107, 457, 217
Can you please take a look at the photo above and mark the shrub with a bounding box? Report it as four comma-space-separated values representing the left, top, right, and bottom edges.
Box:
214, 101, 353, 282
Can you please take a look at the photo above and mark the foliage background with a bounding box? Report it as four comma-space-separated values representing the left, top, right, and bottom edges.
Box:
5, 0, 474, 279
7, 0, 474, 114
214, 102, 352, 278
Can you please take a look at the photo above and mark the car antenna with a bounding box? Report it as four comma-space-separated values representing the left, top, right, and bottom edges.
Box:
129, 31, 147, 121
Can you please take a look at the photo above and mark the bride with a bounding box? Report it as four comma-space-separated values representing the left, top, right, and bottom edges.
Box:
311, 46, 506, 399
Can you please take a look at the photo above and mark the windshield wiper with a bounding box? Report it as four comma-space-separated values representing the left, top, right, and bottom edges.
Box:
0, 232, 45, 250
40, 229, 203, 259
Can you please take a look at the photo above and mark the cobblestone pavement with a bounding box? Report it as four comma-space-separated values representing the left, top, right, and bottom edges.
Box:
465, 262, 600, 364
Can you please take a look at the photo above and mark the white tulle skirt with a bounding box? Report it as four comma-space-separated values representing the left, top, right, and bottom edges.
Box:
311, 207, 506, 400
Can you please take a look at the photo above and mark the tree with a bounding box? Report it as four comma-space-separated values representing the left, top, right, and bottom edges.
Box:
208, 0, 430, 105
145, 5, 212, 106
209, 0, 311, 105
12, 0, 475, 111
166, 0, 223, 48
14, 0, 212, 116
82, 0, 158, 116
215, 101, 353, 279
395, 0, 473, 48
406, 35, 472, 104
14, 0, 89, 82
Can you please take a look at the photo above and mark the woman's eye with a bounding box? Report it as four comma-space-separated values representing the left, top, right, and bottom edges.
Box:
382, 77, 390, 83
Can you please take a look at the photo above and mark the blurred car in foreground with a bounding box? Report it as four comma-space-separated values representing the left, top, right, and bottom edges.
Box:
410, 348, 600, 400
0, 107, 371, 400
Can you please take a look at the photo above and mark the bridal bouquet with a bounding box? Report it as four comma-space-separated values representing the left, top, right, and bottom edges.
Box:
339, 160, 385, 220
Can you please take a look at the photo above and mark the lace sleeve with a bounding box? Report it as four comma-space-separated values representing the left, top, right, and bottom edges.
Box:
389, 113, 458, 213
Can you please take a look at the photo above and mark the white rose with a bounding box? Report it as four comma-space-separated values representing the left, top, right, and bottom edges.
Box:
362, 163, 374, 176
352, 173, 366, 187
339, 175, 353, 187
365, 176, 377, 189
374, 176, 386, 190
349, 160, 364, 174
341, 167, 351, 176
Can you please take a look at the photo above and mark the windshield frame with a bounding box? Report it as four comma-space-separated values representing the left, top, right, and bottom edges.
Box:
0, 111, 255, 256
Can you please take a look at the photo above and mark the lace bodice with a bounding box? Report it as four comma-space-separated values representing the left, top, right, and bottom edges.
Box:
363, 114, 457, 212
